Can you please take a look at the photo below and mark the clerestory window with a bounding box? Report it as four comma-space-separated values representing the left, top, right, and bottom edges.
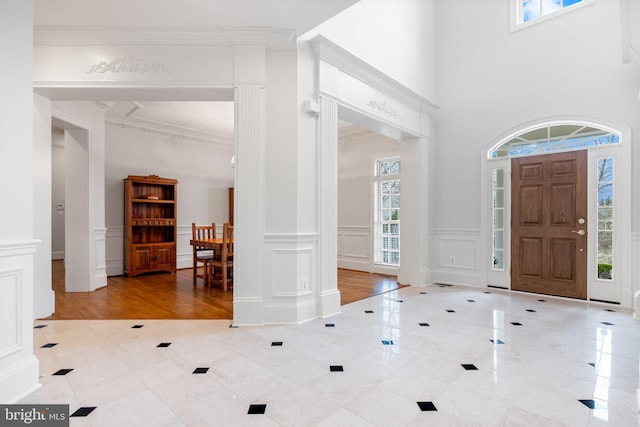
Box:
512, 0, 595, 30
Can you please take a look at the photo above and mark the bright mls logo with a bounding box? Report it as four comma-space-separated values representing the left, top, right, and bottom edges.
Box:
0, 405, 68, 426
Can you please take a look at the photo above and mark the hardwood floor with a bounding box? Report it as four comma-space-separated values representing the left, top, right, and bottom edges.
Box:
45, 261, 405, 320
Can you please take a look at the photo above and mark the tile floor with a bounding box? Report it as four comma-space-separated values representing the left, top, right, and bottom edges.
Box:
21, 284, 640, 426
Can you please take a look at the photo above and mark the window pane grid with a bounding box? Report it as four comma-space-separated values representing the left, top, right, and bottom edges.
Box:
522, 0, 584, 23
374, 158, 400, 267
492, 168, 505, 270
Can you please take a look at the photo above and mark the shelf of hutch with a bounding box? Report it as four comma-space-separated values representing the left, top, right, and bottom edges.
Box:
123, 175, 178, 277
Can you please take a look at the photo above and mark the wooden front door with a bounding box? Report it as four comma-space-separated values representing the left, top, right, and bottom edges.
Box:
511, 151, 587, 299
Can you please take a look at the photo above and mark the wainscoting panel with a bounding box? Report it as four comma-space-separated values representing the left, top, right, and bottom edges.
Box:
263, 233, 318, 323
0, 268, 21, 359
430, 229, 483, 287
337, 226, 371, 272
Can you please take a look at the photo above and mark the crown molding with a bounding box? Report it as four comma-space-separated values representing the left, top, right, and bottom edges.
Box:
309, 35, 440, 116
106, 117, 234, 149
34, 26, 296, 49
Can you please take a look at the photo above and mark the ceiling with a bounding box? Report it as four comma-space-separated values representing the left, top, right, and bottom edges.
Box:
37, 0, 360, 142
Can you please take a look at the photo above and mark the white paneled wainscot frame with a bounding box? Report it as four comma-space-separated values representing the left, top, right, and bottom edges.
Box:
429, 229, 483, 287
337, 226, 371, 271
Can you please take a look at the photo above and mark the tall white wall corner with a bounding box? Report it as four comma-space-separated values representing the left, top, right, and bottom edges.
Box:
634, 290, 640, 320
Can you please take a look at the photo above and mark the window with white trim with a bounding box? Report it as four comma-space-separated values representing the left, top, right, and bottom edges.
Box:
512, 0, 595, 30
373, 157, 400, 266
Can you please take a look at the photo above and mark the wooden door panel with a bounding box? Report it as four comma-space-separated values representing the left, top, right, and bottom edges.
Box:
550, 238, 575, 280
550, 159, 577, 177
550, 184, 576, 225
519, 185, 544, 225
519, 238, 543, 278
521, 163, 543, 179
511, 151, 587, 299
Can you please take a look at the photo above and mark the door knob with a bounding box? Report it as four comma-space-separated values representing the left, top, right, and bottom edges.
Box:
578, 218, 585, 224
571, 230, 586, 236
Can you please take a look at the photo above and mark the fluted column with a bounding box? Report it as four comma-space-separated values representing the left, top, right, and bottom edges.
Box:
317, 96, 341, 317
233, 84, 266, 325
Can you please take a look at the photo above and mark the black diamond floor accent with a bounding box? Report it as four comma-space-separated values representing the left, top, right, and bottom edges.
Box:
70, 407, 96, 417
538, 299, 547, 302
510, 322, 523, 326
131, 324, 144, 329
382, 340, 395, 345
600, 322, 614, 326
325, 323, 335, 327
365, 310, 374, 314
467, 299, 475, 303
396, 299, 404, 303
526, 309, 537, 313
157, 342, 171, 348
41, 343, 58, 348
579, 399, 599, 409
247, 404, 267, 415
420, 292, 427, 294
271, 341, 283, 347
417, 401, 437, 411
34, 324, 47, 329
588, 363, 596, 367
446, 310, 455, 313
461, 364, 478, 371
330, 365, 344, 372
483, 291, 491, 294
604, 309, 616, 312
490, 339, 505, 344
419, 323, 430, 327
52, 369, 73, 376
193, 367, 209, 374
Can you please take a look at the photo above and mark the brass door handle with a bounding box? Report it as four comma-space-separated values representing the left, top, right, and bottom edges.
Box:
571, 230, 586, 236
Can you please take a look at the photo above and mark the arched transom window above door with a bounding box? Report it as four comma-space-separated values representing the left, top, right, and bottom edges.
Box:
489, 123, 620, 159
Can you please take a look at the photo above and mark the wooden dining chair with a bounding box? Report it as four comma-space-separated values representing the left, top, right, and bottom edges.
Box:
210, 223, 234, 292
192, 222, 216, 287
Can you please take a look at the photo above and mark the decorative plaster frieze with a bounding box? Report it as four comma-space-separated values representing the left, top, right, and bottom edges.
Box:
367, 100, 402, 121
87, 55, 169, 74
105, 119, 233, 149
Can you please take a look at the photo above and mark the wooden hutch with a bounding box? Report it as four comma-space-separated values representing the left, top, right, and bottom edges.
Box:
123, 175, 177, 276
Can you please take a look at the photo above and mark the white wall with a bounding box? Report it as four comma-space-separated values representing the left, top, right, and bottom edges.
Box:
435, 0, 640, 230
51, 128, 65, 260
0, 0, 40, 404
302, 0, 438, 102
33, 94, 54, 317
337, 128, 400, 271
104, 124, 234, 274
433, 0, 640, 290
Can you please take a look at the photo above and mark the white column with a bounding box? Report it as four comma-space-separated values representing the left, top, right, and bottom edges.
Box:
398, 137, 428, 286
233, 85, 266, 325
0, 0, 40, 403
317, 96, 341, 317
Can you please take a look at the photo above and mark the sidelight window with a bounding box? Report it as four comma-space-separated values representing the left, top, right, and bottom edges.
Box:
597, 158, 613, 280
492, 168, 506, 271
